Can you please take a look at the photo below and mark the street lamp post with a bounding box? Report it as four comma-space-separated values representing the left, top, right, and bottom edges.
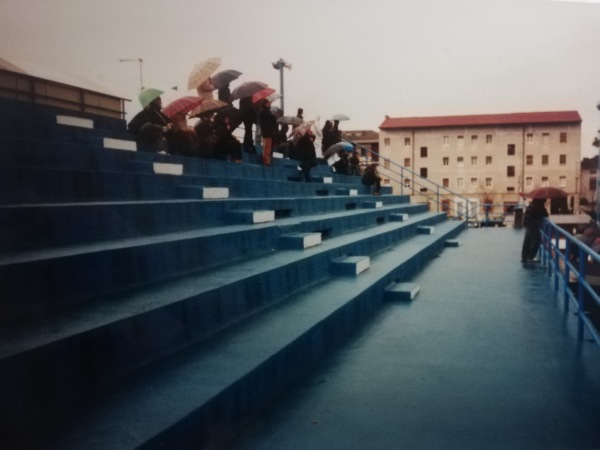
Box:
272, 58, 291, 114
119, 58, 144, 91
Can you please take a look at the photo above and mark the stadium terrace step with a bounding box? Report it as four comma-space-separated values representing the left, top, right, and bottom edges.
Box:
0, 200, 426, 253
1, 219, 465, 449
0, 97, 469, 450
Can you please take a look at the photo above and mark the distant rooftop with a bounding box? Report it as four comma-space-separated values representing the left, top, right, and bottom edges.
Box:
380, 111, 582, 130
341, 130, 379, 142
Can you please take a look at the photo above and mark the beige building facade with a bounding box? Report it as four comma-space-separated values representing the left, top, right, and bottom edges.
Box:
379, 111, 582, 217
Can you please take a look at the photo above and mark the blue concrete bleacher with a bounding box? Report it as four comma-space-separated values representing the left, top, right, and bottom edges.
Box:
0, 96, 465, 449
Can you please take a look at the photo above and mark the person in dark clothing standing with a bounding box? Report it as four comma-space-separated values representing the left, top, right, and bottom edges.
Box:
295, 129, 317, 182
521, 198, 549, 262
362, 163, 382, 195
321, 120, 336, 155
258, 99, 278, 166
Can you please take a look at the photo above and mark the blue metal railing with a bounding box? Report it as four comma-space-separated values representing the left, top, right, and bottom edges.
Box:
541, 219, 600, 345
343, 140, 477, 223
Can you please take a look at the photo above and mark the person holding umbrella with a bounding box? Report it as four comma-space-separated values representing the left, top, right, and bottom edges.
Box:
521, 198, 549, 263
127, 88, 174, 153
258, 99, 278, 166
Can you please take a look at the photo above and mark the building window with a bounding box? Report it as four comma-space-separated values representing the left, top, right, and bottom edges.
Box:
404, 137, 411, 146
507, 166, 515, 177
485, 177, 492, 187
471, 135, 478, 144
507, 187, 515, 192
486, 134, 492, 144
542, 133, 549, 144
384, 138, 390, 147
443, 135, 449, 145
486, 156, 492, 165
560, 132, 567, 143
526, 155, 533, 165
507, 144, 515, 156
420, 167, 428, 178
470, 177, 478, 188
559, 154, 566, 165
541, 176, 549, 187
457, 156, 464, 167
404, 178, 410, 187
420, 147, 428, 157
471, 156, 477, 165
590, 177, 597, 191
443, 178, 449, 188
457, 135, 464, 145
443, 157, 449, 166
404, 158, 411, 167
526, 133, 534, 143
457, 178, 464, 187
526, 177, 533, 187
559, 176, 567, 187
542, 155, 549, 165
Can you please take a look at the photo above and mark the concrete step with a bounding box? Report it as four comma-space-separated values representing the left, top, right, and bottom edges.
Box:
385, 282, 420, 301
6, 220, 466, 450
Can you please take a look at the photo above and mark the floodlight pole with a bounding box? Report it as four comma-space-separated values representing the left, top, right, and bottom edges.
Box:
119, 58, 144, 90
272, 58, 291, 115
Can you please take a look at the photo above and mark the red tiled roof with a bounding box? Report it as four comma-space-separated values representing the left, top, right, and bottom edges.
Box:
379, 111, 582, 130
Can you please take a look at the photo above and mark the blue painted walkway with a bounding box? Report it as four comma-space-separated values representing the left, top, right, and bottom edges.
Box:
232, 227, 600, 450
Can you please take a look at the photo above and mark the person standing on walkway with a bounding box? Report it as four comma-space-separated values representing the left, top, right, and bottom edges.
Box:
521, 198, 549, 262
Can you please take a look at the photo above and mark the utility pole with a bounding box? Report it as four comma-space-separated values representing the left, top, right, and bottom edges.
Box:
271, 58, 291, 115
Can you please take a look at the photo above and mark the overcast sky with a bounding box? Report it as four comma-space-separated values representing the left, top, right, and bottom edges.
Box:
2, 0, 600, 157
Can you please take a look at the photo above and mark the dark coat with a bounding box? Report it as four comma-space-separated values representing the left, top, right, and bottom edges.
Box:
258, 107, 278, 139
127, 107, 172, 152
523, 200, 549, 230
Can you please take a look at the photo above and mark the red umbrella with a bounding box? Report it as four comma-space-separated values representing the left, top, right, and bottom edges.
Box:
521, 187, 568, 199
252, 88, 276, 104
163, 96, 204, 119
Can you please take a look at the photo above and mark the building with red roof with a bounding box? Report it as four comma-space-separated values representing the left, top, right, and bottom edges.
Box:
378, 111, 581, 218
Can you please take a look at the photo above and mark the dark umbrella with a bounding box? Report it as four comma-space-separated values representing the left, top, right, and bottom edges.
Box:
521, 187, 568, 199
323, 142, 354, 159
231, 81, 269, 100
211, 70, 242, 89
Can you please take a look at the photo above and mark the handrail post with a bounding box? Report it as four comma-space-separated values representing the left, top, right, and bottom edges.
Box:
578, 251, 587, 341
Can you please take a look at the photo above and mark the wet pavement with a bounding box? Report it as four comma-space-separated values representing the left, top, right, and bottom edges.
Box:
232, 227, 600, 450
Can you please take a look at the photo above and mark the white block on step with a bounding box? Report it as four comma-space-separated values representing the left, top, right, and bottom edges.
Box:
56, 115, 93, 129
322, 177, 333, 184
153, 163, 183, 175
331, 256, 370, 276
385, 282, 420, 301
417, 226, 435, 235
104, 137, 137, 151
201, 187, 229, 199
390, 213, 409, 222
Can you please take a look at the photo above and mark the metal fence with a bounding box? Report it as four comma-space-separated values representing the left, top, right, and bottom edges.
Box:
542, 219, 600, 345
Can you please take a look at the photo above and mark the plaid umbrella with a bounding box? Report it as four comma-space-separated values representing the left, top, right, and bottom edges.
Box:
231, 81, 268, 100
187, 57, 221, 90
162, 96, 204, 119
252, 88, 276, 104
211, 69, 242, 89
